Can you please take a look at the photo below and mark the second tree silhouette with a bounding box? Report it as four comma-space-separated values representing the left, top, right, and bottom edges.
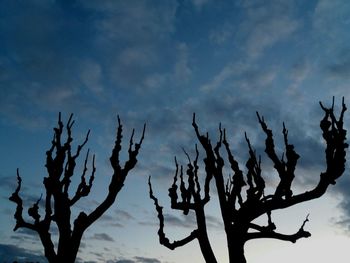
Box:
149, 98, 348, 263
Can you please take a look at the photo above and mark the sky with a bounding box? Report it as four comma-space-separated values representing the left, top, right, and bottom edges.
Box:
1, 0, 350, 262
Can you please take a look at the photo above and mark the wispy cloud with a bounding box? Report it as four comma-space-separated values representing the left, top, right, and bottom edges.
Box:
114, 256, 162, 263
79, 59, 104, 94
209, 23, 234, 45
174, 43, 192, 84
133, 257, 161, 263
92, 233, 115, 242
239, 1, 300, 57
313, 0, 350, 41
191, 0, 209, 11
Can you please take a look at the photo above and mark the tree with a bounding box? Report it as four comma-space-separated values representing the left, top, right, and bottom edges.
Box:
9, 113, 145, 263
148, 98, 347, 263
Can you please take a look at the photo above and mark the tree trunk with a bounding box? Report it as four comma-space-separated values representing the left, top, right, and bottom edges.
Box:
227, 239, 246, 263
56, 244, 74, 263
196, 208, 217, 263
54, 231, 83, 263
227, 227, 247, 263
197, 231, 217, 263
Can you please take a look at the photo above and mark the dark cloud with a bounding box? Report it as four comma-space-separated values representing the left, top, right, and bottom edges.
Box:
80, 0, 177, 43
326, 50, 350, 79
115, 209, 135, 221
133, 256, 161, 263
163, 213, 196, 228
0, 243, 47, 263
97, 209, 135, 228
0, 0, 177, 128
16, 227, 40, 237
114, 256, 161, 263
331, 164, 350, 231
90, 251, 107, 260
92, 233, 115, 242
0, 175, 21, 191
0, 1, 95, 120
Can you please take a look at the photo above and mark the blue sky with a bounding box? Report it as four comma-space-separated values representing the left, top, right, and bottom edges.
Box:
1, 0, 350, 262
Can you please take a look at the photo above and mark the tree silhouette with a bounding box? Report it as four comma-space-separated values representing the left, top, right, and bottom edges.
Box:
9, 113, 145, 263
149, 98, 347, 263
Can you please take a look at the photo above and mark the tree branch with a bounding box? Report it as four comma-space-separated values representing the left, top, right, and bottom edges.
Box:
223, 129, 245, 209
255, 99, 347, 217
257, 112, 287, 199
82, 119, 145, 229
70, 151, 96, 206
246, 215, 310, 243
148, 176, 198, 250
245, 132, 265, 201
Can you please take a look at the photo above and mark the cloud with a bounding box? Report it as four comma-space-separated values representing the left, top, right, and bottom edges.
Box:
311, 0, 350, 82
0, 243, 46, 263
238, 1, 300, 57
0, 2, 98, 127
191, 0, 209, 11
200, 62, 237, 92
9, 225, 58, 247
115, 209, 135, 221
0, 0, 179, 130
110, 45, 159, 89
99, 214, 123, 227
97, 209, 136, 228
200, 60, 276, 92
245, 17, 299, 57
287, 59, 311, 96
81, 0, 177, 43
325, 49, 350, 80
331, 163, 350, 232
313, 0, 350, 41
79, 59, 104, 94
209, 23, 234, 45
163, 213, 196, 228
143, 73, 168, 91
174, 43, 192, 84
234, 65, 276, 91
133, 257, 161, 263
102, 210, 133, 221
92, 233, 115, 242
74, 0, 184, 104
0, 175, 21, 192
114, 256, 161, 263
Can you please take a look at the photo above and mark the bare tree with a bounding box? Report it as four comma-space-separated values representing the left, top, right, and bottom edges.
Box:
149, 98, 347, 263
9, 113, 145, 263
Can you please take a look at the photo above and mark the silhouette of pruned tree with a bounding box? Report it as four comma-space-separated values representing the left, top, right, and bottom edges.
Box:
149, 98, 347, 263
9, 113, 145, 263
